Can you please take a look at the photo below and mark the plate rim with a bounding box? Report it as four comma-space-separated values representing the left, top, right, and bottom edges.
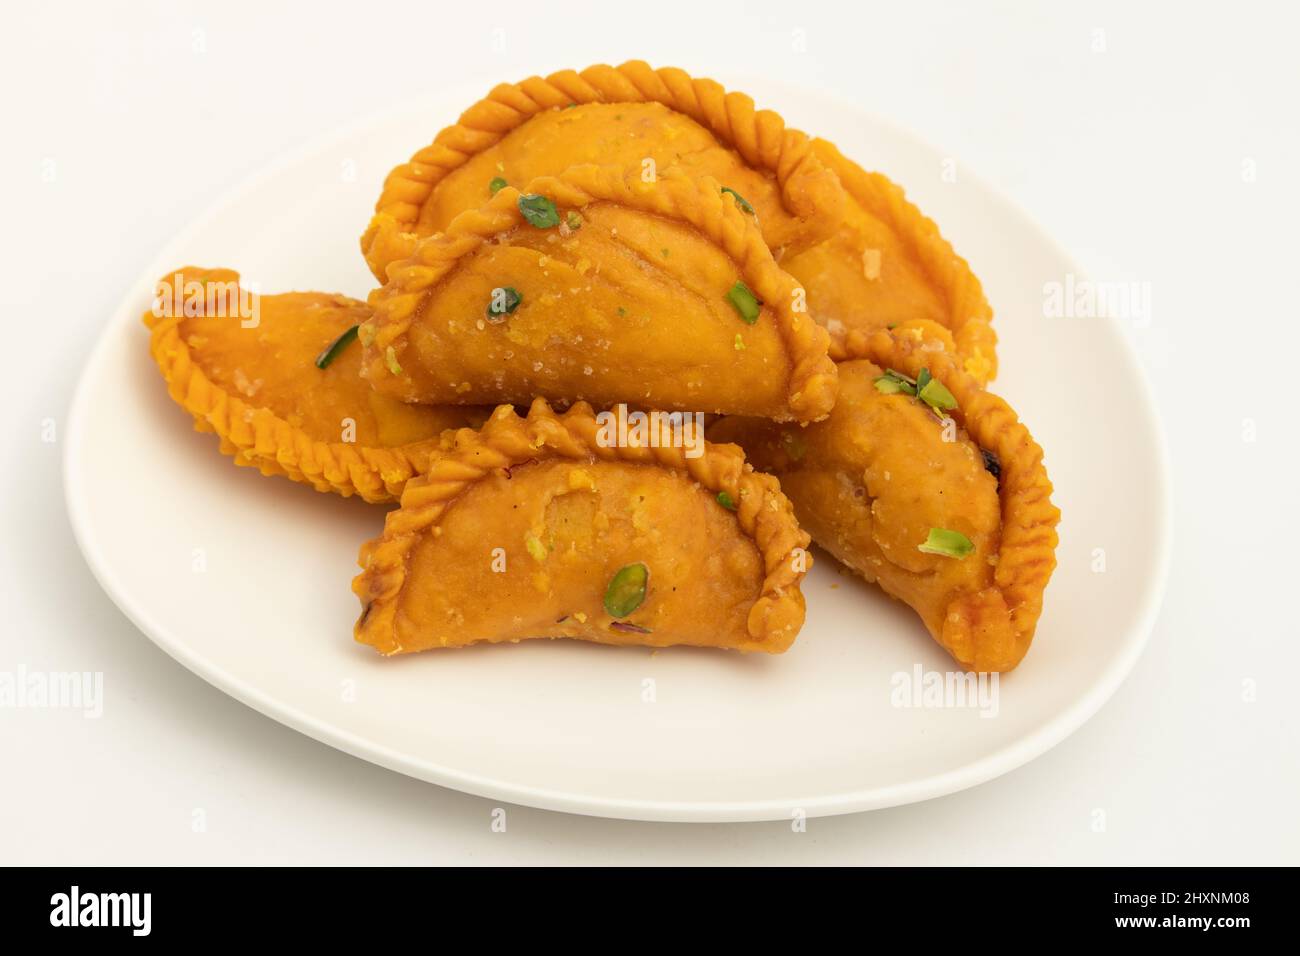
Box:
63, 75, 1172, 822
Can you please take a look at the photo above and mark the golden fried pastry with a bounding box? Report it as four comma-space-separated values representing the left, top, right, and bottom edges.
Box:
353, 399, 812, 654
361, 61, 844, 282
144, 267, 490, 502
709, 321, 1058, 671
360, 61, 996, 382
781, 141, 998, 383
361, 164, 838, 422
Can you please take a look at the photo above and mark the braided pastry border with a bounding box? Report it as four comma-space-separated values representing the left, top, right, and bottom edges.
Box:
143, 269, 447, 504
360, 61, 998, 385
353, 398, 812, 655
838, 323, 1059, 670
812, 138, 998, 384
361, 59, 842, 279
365, 164, 839, 422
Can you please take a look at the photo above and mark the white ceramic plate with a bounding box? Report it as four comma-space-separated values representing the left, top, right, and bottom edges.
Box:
65, 75, 1169, 822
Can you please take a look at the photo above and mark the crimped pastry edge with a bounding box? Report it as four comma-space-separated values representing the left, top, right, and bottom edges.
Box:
839, 322, 1059, 671
364, 164, 839, 422
353, 398, 812, 655
360, 61, 997, 385
143, 267, 445, 504
360, 59, 842, 279
813, 139, 998, 385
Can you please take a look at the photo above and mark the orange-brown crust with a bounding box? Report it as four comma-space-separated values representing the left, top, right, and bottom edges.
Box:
361, 61, 997, 383
354, 399, 812, 654
364, 164, 838, 422
143, 267, 461, 503
813, 139, 998, 383
839, 322, 1057, 669
361, 60, 842, 280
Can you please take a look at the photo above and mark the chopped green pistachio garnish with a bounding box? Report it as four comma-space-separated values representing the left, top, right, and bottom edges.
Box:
384, 345, 402, 375
517, 193, 561, 228
873, 377, 909, 396
486, 286, 522, 320
734, 333, 745, 351
721, 187, 754, 215
726, 281, 761, 324
524, 532, 547, 563
489, 176, 508, 195
603, 562, 649, 618
564, 102, 578, 109
565, 211, 583, 231
357, 321, 376, 347
610, 621, 652, 635
617, 306, 627, 317
875, 366, 959, 417
887, 323, 898, 330
873, 368, 917, 396
314, 325, 359, 370
918, 375, 958, 414
918, 528, 974, 559
661, 248, 670, 258
717, 491, 737, 511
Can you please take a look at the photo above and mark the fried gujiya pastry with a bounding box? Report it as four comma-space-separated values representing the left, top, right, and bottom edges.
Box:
782, 142, 998, 383
144, 267, 489, 502
360, 61, 844, 283
353, 399, 812, 655
362, 164, 838, 422
709, 322, 1058, 671
360, 60, 996, 383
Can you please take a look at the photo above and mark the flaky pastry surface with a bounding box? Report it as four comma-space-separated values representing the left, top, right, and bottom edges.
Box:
711, 322, 1057, 670
361, 60, 996, 382
144, 267, 487, 502
363, 164, 837, 421
354, 399, 811, 654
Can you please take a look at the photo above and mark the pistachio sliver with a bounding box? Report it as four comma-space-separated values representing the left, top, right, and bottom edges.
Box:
524, 532, 547, 563
873, 369, 917, 396
314, 325, 359, 370
603, 562, 649, 618
384, 345, 402, 375
609, 621, 653, 635
918, 375, 958, 413
489, 176, 508, 195
517, 193, 560, 228
721, 186, 754, 214
873, 376, 912, 396
726, 281, 761, 324
716, 491, 737, 511
918, 528, 974, 559
486, 286, 521, 321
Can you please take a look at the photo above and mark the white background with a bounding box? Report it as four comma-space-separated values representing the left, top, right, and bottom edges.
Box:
2, 0, 1297, 864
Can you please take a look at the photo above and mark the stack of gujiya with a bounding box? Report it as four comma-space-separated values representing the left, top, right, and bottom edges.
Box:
144, 62, 1058, 671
